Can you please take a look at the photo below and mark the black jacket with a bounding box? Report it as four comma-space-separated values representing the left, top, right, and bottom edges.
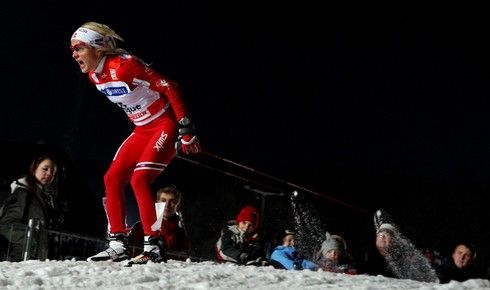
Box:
0, 178, 60, 261
436, 257, 482, 283
216, 220, 265, 264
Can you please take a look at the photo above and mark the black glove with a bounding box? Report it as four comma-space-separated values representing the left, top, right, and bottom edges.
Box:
175, 117, 201, 154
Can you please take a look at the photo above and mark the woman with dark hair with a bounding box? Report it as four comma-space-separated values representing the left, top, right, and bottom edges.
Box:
0, 155, 60, 261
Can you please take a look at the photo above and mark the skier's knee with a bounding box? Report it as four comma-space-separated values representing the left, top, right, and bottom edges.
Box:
130, 169, 160, 188
129, 172, 151, 189
104, 170, 123, 188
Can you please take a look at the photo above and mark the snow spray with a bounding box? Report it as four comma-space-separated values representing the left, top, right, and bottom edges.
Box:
290, 191, 325, 260
374, 210, 438, 282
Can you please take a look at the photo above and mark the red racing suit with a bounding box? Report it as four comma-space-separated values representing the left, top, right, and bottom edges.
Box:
88, 53, 188, 236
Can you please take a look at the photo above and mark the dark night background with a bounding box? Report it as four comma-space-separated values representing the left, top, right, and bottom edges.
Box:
1, 2, 490, 264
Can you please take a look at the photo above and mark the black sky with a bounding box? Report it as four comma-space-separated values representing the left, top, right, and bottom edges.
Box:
1, 2, 490, 252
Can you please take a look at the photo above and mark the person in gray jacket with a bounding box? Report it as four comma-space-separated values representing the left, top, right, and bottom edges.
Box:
0, 155, 60, 261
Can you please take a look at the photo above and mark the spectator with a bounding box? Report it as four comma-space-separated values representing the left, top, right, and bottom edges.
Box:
376, 223, 396, 258
436, 242, 482, 283
361, 224, 397, 278
216, 205, 268, 266
156, 185, 191, 257
315, 232, 357, 274
365, 222, 437, 282
0, 155, 61, 261
270, 229, 318, 270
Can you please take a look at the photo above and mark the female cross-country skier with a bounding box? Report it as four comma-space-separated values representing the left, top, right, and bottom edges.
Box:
70, 21, 200, 264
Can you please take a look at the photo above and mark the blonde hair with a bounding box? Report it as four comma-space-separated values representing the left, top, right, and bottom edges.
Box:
80, 21, 127, 55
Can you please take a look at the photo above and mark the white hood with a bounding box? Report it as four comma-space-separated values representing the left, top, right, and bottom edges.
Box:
10, 177, 28, 193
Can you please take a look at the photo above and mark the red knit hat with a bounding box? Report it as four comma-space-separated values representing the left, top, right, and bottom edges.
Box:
236, 206, 259, 228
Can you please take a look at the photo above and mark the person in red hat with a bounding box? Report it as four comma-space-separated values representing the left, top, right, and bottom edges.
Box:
215, 206, 268, 265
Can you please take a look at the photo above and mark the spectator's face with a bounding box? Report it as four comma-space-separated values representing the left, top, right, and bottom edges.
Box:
238, 221, 255, 235
375, 231, 392, 256
157, 192, 179, 218
283, 234, 295, 247
34, 159, 56, 185
325, 249, 341, 262
452, 245, 473, 269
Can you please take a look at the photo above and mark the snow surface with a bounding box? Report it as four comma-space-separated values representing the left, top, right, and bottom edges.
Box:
0, 259, 489, 289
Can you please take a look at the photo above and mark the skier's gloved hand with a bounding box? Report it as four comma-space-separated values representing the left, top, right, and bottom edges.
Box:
175, 117, 201, 155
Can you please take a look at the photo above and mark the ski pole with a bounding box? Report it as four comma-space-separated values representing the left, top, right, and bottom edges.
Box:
202, 150, 373, 214
175, 151, 372, 215
200, 150, 292, 186
174, 154, 282, 192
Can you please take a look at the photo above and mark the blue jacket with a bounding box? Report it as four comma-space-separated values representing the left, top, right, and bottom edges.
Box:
270, 245, 318, 271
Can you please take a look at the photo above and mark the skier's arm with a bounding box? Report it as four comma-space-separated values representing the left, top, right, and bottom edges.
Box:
126, 61, 200, 154
145, 69, 187, 122
117, 58, 188, 120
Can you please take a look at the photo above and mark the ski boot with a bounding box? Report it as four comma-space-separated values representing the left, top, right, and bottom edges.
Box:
87, 233, 130, 262
125, 236, 166, 266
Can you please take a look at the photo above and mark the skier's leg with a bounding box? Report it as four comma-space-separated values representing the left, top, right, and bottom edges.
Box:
130, 168, 162, 236
103, 133, 142, 235
88, 133, 143, 261
128, 117, 177, 264
127, 169, 166, 264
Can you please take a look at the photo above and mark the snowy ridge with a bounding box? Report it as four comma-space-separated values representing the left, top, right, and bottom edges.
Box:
0, 260, 489, 289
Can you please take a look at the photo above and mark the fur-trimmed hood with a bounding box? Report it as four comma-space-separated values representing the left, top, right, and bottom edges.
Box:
10, 177, 28, 193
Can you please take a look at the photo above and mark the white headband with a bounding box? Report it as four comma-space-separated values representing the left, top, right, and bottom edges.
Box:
71, 27, 108, 48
